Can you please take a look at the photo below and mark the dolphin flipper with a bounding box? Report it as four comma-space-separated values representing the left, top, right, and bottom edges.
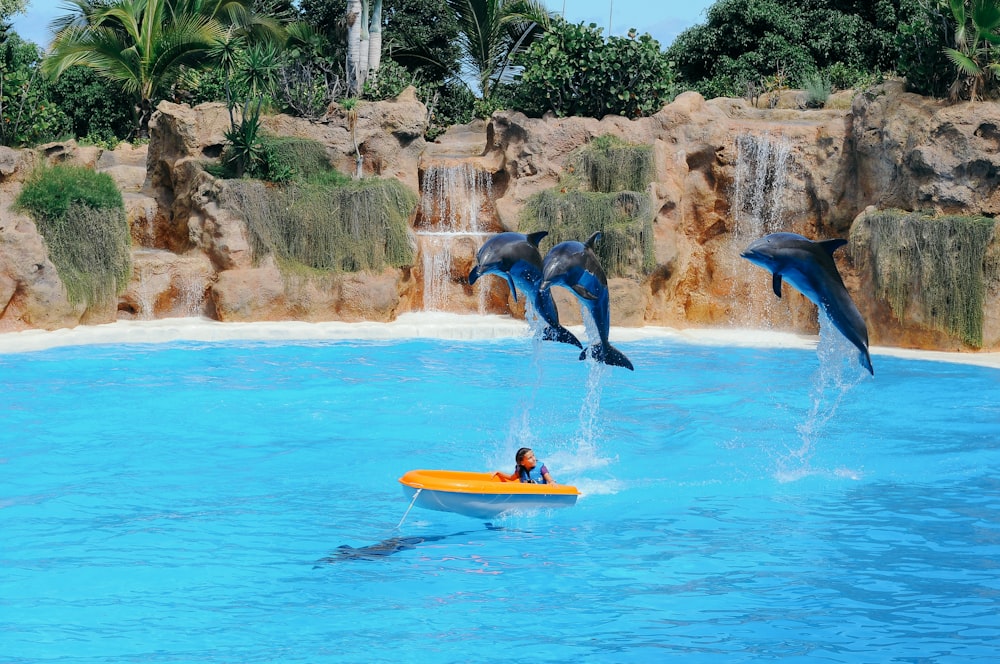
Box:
772, 273, 783, 298
505, 274, 518, 302
571, 284, 600, 301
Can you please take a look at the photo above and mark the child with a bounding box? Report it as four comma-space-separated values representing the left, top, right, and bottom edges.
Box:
494, 447, 556, 484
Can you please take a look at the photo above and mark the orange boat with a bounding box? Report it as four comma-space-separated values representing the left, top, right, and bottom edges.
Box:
398, 469, 580, 519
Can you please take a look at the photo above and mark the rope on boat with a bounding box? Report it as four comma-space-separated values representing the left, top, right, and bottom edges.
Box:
396, 488, 422, 529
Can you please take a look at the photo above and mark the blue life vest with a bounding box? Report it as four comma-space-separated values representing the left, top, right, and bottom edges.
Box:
517, 463, 548, 484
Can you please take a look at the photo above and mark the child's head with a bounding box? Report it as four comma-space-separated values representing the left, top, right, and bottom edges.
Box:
515, 447, 536, 470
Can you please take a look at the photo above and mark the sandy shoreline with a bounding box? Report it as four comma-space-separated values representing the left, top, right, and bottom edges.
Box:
0, 312, 997, 369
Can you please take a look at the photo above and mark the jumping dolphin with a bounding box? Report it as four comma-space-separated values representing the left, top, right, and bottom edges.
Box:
539, 232, 634, 370
740, 232, 874, 375
468, 231, 581, 348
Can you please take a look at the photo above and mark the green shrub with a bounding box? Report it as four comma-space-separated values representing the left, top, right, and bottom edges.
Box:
519, 190, 655, 279
16, 165, 130, 307
364, 58, 419, 101
45, 65, 134, 143
514, 19, 675, 119
219, 176, 416, 273
801, 73, 832, 108
895, 3, 955, 98
849, 209, 1000, 347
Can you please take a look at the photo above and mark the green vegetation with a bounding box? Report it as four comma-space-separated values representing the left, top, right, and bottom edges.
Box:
43, 0, 284, 138
850, 209, 1000, 347
667, 0, 923, 99
519, 135, 656, 279
514, 19, 675, 118
219, 174, 416, 273
15, 165, 131, 308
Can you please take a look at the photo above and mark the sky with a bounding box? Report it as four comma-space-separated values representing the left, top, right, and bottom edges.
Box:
10, 0, 715, 51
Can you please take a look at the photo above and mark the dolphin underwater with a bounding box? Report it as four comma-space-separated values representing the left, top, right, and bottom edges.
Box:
539, 232, 634, 370
740, 232, 873, 375
468, 231, 581, 348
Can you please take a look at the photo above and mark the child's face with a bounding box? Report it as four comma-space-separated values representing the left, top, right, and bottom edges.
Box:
520, 450, 537, 470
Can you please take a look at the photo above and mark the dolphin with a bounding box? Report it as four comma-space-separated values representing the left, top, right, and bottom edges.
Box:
468, 231, 582, 348
539, 232, 634, 370
740, 232, 873, 375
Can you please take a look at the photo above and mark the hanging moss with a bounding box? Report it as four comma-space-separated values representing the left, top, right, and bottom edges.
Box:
850, 209, 1000, 348
220, 176, 417, 273
16, 165, 131, 308
519, 189, 655, 279
571, 134, 655, 194
261, 136, 333, 183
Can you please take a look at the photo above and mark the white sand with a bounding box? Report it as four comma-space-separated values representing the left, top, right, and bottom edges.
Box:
0, 312, 997, 369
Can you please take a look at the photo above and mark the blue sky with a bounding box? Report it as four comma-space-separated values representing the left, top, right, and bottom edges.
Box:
11, 0, 715, 50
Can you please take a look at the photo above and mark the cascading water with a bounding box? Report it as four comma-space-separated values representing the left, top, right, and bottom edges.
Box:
730, 132, 793, 327
773, 313, 869, 483
416, 162, 498, 312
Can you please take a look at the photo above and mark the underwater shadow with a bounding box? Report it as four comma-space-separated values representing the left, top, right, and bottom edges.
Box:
316, 524, 504, 564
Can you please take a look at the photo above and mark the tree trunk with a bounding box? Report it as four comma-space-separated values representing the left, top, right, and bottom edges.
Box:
367, 0, 383, 80
357, 0, 371, 91
346, 0, 363, 95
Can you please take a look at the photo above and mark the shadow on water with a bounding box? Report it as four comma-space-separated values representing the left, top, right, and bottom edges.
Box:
317, 525, 504, 564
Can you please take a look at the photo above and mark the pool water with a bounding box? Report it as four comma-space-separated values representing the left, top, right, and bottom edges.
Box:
2, 326, 999, 663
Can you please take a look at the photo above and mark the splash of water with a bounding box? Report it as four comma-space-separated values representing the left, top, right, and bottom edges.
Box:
774, 314, 867, 482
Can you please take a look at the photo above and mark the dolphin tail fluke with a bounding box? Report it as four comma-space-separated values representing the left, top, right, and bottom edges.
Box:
579, 343, 634, 370
542, 325, 583, 348
860, 348, 874, 376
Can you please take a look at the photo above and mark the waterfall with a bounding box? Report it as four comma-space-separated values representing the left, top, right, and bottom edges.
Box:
419, 162, 493, 233
730, 132, 793, 327
416, 162, 498, 312
135, 261, 156, 320
732, 132, 791, 240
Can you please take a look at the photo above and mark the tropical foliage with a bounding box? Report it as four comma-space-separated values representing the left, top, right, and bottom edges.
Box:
514, 19, 675, 118
942, 0, 1000, 100
42, 0, 284, 137
0, 34, 73, 145
447, 0, 551, 99
667, 0, 925, 99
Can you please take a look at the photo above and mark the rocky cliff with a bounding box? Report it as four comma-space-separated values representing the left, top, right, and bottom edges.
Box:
0, 82, 997, 353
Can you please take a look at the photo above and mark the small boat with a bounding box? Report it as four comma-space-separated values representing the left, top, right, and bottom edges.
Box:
398, 469, 580, 519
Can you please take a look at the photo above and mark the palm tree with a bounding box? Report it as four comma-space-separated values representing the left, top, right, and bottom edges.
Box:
944, 0, 1000, 100
446, 0, 552, 99
43, 0, 283, 137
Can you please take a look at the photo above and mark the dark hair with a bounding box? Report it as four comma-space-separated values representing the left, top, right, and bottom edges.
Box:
514, 447, 532, 481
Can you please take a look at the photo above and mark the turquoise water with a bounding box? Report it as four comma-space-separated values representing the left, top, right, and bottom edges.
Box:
2, 328, 999, 663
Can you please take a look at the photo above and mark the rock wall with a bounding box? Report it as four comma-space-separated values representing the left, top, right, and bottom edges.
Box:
0, 83, 998, 353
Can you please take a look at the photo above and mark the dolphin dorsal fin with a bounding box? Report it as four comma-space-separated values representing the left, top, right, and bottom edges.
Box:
819, 238, 848, 256
526, 231, 548, 248
772, 273, 783, 298
585, 231, 602, 249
